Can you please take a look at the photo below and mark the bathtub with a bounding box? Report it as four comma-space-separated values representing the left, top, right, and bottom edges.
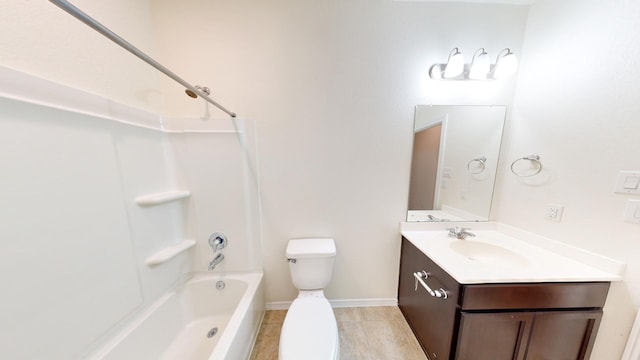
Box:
91, 272, 264, 360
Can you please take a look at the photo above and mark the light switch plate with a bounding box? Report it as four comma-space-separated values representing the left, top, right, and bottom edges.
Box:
544, 204, 564, 221
624, 200, 640, 224
615, 171, 640, 195
442, 167, 453, 178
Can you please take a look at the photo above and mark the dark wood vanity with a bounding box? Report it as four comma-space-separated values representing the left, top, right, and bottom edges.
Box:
398, 237, 610, 360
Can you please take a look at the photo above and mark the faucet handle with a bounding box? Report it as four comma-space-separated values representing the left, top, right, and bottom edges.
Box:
447, 227, 475, 239
209, 232, 227, 252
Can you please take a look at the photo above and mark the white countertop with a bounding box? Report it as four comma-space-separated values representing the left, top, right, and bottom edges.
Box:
401, 224, 624, 284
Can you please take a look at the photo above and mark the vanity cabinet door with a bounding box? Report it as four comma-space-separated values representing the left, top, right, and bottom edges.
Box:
526, 310, 602, 360
455, 310, 602, 360
455, 312, 532, 360
398, 238, 459, 360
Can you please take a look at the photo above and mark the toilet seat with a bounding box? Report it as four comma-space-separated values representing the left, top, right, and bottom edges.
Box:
279, 296, 339, 360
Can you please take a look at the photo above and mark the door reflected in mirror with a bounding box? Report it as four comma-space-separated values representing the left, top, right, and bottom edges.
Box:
408, 105, 506, 222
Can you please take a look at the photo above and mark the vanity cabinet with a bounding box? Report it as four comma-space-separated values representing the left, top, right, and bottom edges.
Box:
398, 237, 610, 360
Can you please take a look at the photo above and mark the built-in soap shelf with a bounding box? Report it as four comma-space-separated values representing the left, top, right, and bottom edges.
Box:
145, 240, 196, 266
135, 190, 190, 207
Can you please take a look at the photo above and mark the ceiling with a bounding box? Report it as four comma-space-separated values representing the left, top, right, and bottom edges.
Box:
392, 0, 534, 5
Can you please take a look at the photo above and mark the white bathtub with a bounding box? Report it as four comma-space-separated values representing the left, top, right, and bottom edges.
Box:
92, 272, 264, 360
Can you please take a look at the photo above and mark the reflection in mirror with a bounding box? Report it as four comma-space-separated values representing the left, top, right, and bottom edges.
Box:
407, 105, 506, 222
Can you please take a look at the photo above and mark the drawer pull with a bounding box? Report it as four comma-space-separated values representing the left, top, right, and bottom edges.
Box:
413, 271, 448, 299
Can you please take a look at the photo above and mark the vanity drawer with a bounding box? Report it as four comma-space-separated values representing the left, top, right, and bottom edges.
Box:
460, 282, 610, 310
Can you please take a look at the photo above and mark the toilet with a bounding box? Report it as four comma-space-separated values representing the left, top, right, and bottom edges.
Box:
279, 238, 340, 360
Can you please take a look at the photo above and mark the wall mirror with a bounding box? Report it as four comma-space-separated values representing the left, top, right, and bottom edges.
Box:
407, 105, 506, 222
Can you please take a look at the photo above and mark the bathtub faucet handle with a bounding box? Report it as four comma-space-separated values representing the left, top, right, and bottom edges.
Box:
209, 232, 227, 253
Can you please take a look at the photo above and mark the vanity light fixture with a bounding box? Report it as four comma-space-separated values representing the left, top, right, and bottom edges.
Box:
429, 47, 518, 81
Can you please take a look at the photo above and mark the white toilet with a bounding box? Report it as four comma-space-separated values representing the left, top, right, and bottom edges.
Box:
279, 238, 340, 360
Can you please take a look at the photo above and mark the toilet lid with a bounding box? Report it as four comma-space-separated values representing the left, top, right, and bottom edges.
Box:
279, 298, 339, 360
286, 238, 336, 259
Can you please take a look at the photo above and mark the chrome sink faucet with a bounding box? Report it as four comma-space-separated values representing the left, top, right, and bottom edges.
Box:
447, 227, 475, 240
427, 214, 451, 222
209, 253, 224, 270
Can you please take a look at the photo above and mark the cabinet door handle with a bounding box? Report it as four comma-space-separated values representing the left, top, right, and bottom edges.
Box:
413, 271, 448, 299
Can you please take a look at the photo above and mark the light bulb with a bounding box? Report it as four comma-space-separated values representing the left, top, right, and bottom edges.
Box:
443, 48, 464, 79
493, 49, 518, 79
469, 48, 490, 80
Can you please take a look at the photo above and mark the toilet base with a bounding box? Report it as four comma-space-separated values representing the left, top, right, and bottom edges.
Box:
278, 292, 339, 360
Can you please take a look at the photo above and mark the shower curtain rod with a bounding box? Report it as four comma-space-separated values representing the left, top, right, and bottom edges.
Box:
49, 0, 237, 118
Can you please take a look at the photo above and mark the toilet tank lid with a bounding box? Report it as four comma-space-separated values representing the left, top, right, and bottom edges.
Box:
286, 238, 336, 258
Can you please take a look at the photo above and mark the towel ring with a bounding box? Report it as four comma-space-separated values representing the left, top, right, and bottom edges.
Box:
510, 155, 542, 177
467, 157, 487, 174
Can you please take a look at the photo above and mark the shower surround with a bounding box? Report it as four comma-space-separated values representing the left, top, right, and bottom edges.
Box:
0, 66, 263, 359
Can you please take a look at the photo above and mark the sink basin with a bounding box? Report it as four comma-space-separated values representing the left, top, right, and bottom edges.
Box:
449, 240, 530, 268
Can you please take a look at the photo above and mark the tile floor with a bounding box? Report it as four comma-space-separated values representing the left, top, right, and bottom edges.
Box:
250, 306, 428, 360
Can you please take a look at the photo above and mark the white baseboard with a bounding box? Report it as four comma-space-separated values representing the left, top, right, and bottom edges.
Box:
266, 298, 397, 311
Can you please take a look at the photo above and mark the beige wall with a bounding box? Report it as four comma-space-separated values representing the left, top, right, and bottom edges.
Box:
493, 0, 640, 358
0, 0, 162, 112
150, 0, 528, 304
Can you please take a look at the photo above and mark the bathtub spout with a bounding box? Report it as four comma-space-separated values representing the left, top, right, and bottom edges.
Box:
209, 253, 224, 270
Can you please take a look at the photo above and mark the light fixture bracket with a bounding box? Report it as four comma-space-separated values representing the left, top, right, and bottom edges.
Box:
430, 63, 491, 81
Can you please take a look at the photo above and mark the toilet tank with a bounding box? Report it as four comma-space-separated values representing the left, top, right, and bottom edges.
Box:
286, 238, 336, 290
